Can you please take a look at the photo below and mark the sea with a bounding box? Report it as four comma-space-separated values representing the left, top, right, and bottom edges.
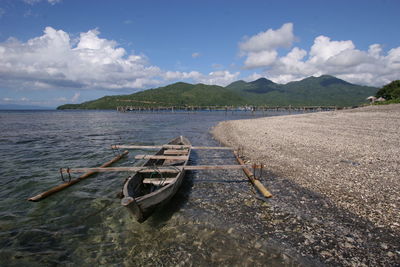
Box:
0, 109, 303, 266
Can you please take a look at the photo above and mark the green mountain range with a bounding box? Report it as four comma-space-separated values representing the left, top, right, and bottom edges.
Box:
58, 75, 378, 109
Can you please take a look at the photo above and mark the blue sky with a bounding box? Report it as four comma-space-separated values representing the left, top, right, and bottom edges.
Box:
1, 0, 399, 107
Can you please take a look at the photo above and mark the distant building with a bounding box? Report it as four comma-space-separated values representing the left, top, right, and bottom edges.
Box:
366, 96, 386, 104
367, 96, 376, 103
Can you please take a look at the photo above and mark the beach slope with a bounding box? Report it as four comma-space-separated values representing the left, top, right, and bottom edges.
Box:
213, 104, 400, 232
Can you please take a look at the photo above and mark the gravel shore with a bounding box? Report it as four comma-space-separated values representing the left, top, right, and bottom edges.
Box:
212, 104, 400, 266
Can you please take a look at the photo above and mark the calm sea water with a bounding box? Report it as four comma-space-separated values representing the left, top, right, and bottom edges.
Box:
0, 110, 302, 266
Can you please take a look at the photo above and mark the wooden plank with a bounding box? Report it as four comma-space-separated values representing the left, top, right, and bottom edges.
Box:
112, 145, 233, 150
233, 151, 272, 198
163, 145, 191, 149
28, 151, 129, 202
112, 145, 161, 149
134, 155, 188, 160
164, 150, 189, 155
192, 146, 234, 150
61, 167, 180, 173
60, 164, 258, 174
142, 178, 176, 184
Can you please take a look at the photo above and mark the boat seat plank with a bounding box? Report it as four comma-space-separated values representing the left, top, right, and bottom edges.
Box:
162, 144, 191, 149
142, 178, 176, 185
138, 169, 181, 173
135, 155, 188, 160
163, 150, 189, 155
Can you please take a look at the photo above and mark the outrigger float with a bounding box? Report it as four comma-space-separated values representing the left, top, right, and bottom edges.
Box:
29, 136, 271, 222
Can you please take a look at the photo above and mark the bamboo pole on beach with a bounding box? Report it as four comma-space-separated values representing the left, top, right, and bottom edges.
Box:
28, 150, 129, 202
233, 150, 272, 198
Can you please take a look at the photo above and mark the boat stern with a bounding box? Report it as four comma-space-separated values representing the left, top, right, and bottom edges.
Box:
121, 197, 145, 222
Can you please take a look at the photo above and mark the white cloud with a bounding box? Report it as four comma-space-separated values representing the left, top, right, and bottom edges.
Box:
240, 23, 294, 53
308, 36, 355, 64
0, 26, 240, 96
23, 0, 61, 5
192, 52, 200, 58
71, 92, 80, 102
163, 70, 239, 86
0, 27, 163, 91
200, 70, 240, 86
47, 0, 62, 4
243, 50, 278, 68
239, 23, 400, 86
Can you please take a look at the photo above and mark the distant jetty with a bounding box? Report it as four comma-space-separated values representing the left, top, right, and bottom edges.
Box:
116, 105, 340, 113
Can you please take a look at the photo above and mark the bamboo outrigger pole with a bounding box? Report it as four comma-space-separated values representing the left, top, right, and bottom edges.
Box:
112, 145, 234, 150
58, 164, 262, 174
28, 150, 129, 202
233, 150, 272, 198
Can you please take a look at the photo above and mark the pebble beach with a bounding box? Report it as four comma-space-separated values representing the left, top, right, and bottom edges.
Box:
212, 104, 400, 266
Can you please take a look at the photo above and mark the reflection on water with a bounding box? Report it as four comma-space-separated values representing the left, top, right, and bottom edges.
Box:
0, 110, 302, 266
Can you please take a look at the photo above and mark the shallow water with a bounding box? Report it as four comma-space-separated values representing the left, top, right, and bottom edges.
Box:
0, 110, 302, 266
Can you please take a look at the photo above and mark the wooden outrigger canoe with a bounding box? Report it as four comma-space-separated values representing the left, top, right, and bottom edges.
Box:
29, 136, 271, 221
121, 136, 191, 222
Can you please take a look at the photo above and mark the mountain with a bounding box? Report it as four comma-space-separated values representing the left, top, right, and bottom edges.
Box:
226, 75, 377, 106
58, 75, 378, 110
58, 82, 246, 109
226, 78, 283, 104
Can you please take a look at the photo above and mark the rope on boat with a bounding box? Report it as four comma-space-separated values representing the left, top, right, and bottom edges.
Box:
149, 164, 166, 186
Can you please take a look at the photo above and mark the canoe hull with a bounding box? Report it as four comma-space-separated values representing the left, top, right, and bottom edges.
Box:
121, 136, 191, 222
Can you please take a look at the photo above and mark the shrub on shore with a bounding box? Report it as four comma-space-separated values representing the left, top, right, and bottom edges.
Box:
376, 80, 400, 101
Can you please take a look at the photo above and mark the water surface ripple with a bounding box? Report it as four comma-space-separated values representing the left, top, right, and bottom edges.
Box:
0, 110, 301, 266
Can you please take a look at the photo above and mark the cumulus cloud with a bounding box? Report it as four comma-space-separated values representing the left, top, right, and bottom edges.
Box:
0, 27, 164, 91
240, 23, 295, 69
23, 0, 61, 5
0, 26, 241, 98
240, 23, 400, 86
192, 52, 200, 58
163, 70, 239, 86
240, 23, 294, 53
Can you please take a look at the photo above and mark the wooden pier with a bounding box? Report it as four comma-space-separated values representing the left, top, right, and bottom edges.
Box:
116, 105, 340, 114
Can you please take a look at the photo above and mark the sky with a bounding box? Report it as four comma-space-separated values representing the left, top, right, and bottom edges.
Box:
0, 0, 399, 107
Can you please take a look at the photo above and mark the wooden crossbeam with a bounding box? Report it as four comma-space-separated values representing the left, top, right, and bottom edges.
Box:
112, 145, 233, 150
142, 178, 175, 184
192, 146, 234, 150
60, 164, 259, 174
134, 155, 188, 160
164, 150, 189, 155
28, 151, 129, 202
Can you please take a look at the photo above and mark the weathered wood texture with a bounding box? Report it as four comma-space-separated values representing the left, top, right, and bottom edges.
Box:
28, 151, 129, 202
134, 155, 188, 160
142, 178, 176, 184
163, 150, 189, 155
60, 164, 260, 174
112, 145, 233, 150
233, 151, 272, 198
